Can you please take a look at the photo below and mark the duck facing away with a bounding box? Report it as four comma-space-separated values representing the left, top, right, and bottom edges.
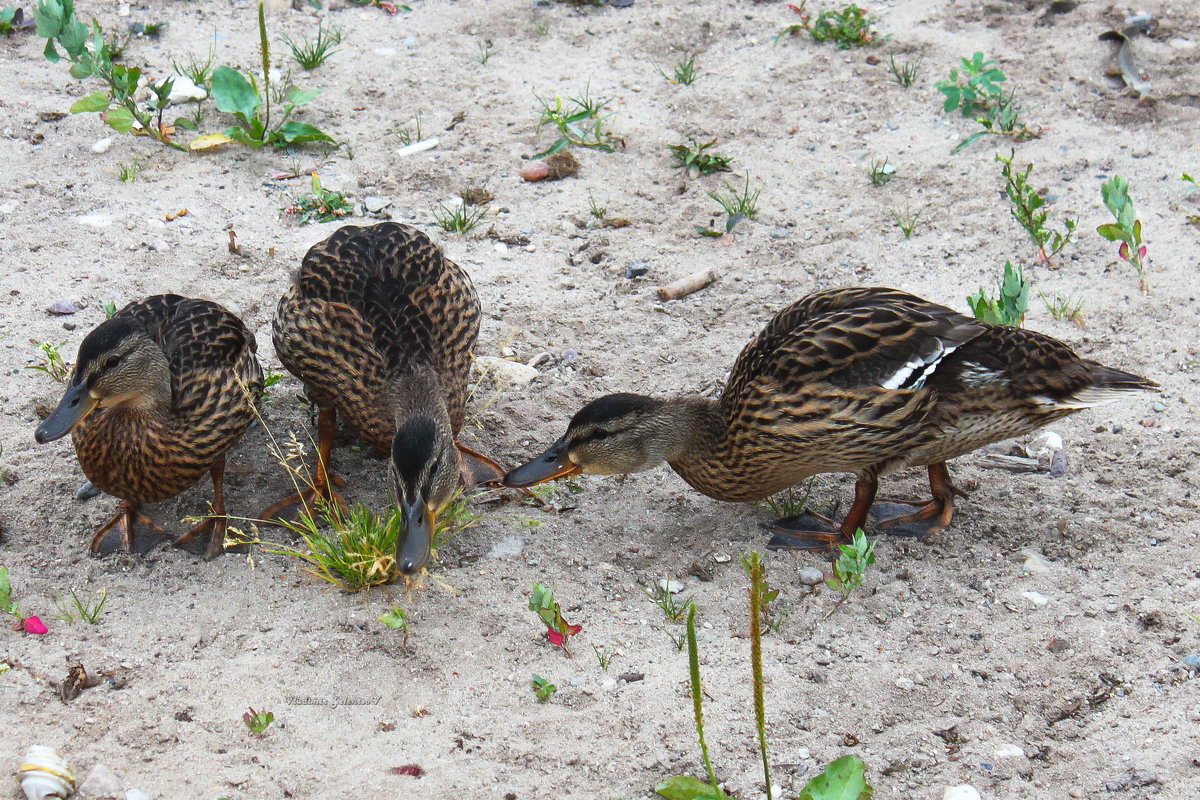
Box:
504, 287, 1157, 548
35, 295, 264, 558
266, 222, 502, 575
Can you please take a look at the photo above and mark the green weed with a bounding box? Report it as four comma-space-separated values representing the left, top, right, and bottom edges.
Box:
243, 707, 274, 735
171, 46, 215, 89
1097, 175, 1148, 293
968, 260, 1029, 327
777, 2, 878, 49
285, 173, 352, 224
888, 50, 922, 87
282, 22, 342, 70
531, 674, 557, 703
592, 643, 615, 671
433, 201, 487, 234
390, 112, 424, 145
867, 158, 896, 187
534, 86, 622, 157
1039, 290, 1084, 327
825, 529, 876, 617
937, 52, 1037, 152
645, 579, 691, 623
656, 51, 700, 85
997, 150, 1075, 266
708, 174, 761, 220
587, 192, 606, 219
26, 339, 70, 382
668, 136, 732, 178
116, 156, 140, 183
54, 586, 107, 624
475, 38, 494, 65
890, 205, 921, 238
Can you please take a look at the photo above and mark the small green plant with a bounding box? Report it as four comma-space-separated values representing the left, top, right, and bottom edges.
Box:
936, 52, 1037, 152
171, 46, 215, 89
285, 173, 352, 224
888, 50, 922, 87
275, 503, 400, 592
433, 201, 487, 234
204, 4, 335, 149
742, 551, 782, 639
531, 674, 557, 703
531, 14, 550, 36
661, 626, 687, 651
996, 150, 1075, 266
430, 488, 481, 554
645, 580, 691, 623
708, 174, 761, 220
668, 136, 732, 178
1097, 175, 1148, 293
1183, 173, 1198, 198
0, 566, 22, 621
390, 112, 424, 145
534, 86, 622, 157
37, 0, 188, 150
116, 156, 140, 183
656, 51, 700, 85
282, 22, 342, 70
529, 583, 582, 651
890, 205, 921, 238
777, 2, 877, 49
762, 479, 814, 520
825, 529, 876, 616
102, 300, 118, 318
967, 260, 1029, 327
592, 643, 615, 671
475, 38, 494, 64
26, 340, 70, 382
260, 365, 282, 404
379, 604, 410, 648
798, 757, 874, 800
867, 158, 896, 187
1040, 290, 1084, 327
587, 192, 606, 219
242, 707, 274, 735
54, 587, 107, 624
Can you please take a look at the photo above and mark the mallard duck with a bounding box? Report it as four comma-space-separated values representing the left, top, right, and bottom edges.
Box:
34, 294, 264, 558
504, 287, 1157, 548
266, 222, 502, 574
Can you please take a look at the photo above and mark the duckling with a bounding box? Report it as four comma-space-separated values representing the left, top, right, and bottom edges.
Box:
266, 222, 502, 574
35, 295, 263, 557
504, 287, 1157, 548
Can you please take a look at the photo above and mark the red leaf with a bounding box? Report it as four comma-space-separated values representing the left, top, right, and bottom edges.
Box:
24, 616, 47, 634
1118, 241, 1130, 260
390, 764, 424, 777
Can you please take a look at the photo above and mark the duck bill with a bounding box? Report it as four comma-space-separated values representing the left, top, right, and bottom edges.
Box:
396, 498, 434, 576
502, 439, 582, 487
35, 380, 97, 444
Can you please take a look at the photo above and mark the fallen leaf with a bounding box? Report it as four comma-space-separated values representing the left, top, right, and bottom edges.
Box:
390, 764, 424, 777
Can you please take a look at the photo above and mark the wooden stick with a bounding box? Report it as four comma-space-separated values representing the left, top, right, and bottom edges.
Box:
656, 268, 718, 301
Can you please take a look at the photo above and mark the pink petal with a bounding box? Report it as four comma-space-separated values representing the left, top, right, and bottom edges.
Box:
24, 616, 48, 634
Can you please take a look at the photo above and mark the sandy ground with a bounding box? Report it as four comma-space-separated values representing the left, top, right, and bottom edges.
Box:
2, 0, 1199, 798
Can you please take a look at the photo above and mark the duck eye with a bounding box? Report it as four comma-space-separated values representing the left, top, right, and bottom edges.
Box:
104, 355, 121, 370
592, 428, 611, 441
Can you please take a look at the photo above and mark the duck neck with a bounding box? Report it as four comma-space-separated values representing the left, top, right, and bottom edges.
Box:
655, 396, 727, 465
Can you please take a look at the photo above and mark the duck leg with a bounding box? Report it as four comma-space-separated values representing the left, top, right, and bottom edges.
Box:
456, 442, 506, 488
90, 501, 165, 554
871, 462, 967, 538
174, 455, 231, 560
260, 407, 348, 521
767, 478, 877, 551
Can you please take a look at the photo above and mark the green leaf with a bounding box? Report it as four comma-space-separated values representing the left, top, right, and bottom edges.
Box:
654, 776, 723, 800
283, 86, 321, 107
273, 120, 334, 146
798, 755, 873, 800
950, 129, 993, 154
1095, 223, 1126, 243
222, 125, 267, 148
103, 106, 134, 133
211, 66, 260, 124
70, 90, 111, 113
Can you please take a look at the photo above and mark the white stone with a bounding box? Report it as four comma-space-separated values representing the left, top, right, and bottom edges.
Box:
363, 196, 391, 213
798, 566, 825, 585
91, 137, 112, 153
943, 786, 982, 800
995, 743, 1025, 758
1021, 549, 1051, 574
76, 213, 113, 227
475, 356, 538, 390
1021, 590, 1050, 607
1035, 431, 1064, 452
126, 791, 151, 800
79, 764, 124, 797
658, 578, 684, 594
486, 535, 524, 559
157, 74, 207, 104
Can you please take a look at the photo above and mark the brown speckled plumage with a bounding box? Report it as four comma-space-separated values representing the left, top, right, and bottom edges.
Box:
39, 294, 263, 555
506, 287, 1157, 545
273, 222, 480, 451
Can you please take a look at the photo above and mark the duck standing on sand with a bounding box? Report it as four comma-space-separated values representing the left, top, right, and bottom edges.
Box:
504, 287, 1157, 548
35, 294, 264, 558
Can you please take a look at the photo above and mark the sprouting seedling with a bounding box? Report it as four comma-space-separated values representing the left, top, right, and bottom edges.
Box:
668, 136, 732, 178
890, 205, 921, 238
656, 51, 700, 85
762, 479, 814, 520
259, 365, 283, 404
867, 158, 896, 187
26, 340, 71, 383
708, 174, 761, 220
243, 707, 274, 735
777, 2, 878, 49
937, 52, 1037, 152
1183, 173, 1198, 198
475, 38, 494, 65
592, 643, 615, 671
171, 46, 216, 88
1039, 290, 1085, 327
433, 201, 488, 234
285, 173, 352, 224
888, 50, 922, 87
967, 260, 1029, 327
0, 565, 23, 621
390, 111, 424, 145
996, 150, 1076, 266
380, 605, 410, 648
587, 192, 606, 219
529, 583, 582, 652
824, 529, 876, 617
645, 579, 692, 622
1097, 175, 1148, 293
116, 156, 140, 183
102, 300, 118, 318
54, 587, 107, 624
282, 22, 342, 70
533, 85, 623, 157
531, 674, 557, 703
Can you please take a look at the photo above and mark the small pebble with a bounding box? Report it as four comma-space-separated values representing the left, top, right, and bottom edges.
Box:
895, 677, 916, 691
76, 481, 102, 501
943, 786, 982, 800
48, 298, 77, 315
63, 322, 76, 331
148, 239, 169, 252
658, 578, 684, 594
712, 552, 731, 563
814, 652, 833, 666
126, 790, 151, 800
1047, 637, 1071, 653
560, 349, 579, 363
1152, 401, 1166, 412
798, 567, 825, 586
1182, 654, 1200, 669
625, 261, 650, 279
1112, 423, 1124, 433
79, 765, 123, 798
1049, 450, 1068, 477
91, 137, 112, 154
1021, 590, 1050, 607
363, 196, 391, 213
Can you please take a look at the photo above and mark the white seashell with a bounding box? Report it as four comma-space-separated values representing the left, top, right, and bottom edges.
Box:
18, 746, 75, 800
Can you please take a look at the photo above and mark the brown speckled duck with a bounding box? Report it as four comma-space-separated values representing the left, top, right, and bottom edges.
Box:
35, 295, 264, 558
504, 287, 1157, 548
265, 222, 502, 574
